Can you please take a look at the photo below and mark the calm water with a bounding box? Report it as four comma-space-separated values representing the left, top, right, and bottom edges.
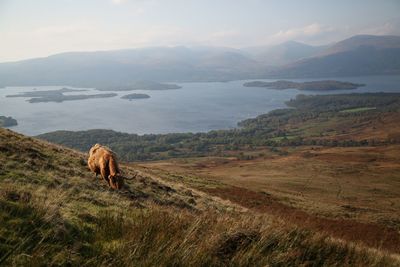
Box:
1, 75, 400, 136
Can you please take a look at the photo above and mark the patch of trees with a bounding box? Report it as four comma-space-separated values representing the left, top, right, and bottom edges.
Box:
0, 116, 18, 127
286, 93, 400, 112
243, 80, 364, 91
121, 93, 150, 100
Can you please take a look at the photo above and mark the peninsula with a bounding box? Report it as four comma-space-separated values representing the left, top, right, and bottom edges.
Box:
243, 80, 365, 91
7, 88, 117, 103
7, 88, 88, 98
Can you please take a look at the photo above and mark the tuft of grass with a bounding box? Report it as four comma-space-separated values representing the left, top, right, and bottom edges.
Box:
67, 208, 400, 266
339, 107, 377, 113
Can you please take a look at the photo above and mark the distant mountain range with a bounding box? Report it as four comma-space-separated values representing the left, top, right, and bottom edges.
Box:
270, 35, 400, 78
0, 46, 265, 87
0, 35, 399, 87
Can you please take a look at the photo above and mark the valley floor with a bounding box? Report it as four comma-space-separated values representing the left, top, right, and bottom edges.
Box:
137, 144, 400, 254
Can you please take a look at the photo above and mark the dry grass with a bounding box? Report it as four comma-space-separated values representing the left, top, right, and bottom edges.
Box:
1, 128, 400, 266
141, 145, 400, 227
285, 110, 400, 143
1, 191, 398, 266
84, 208, 399, 267
139, 145, 400, 254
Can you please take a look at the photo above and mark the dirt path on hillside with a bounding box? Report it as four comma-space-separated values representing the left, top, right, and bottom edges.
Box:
203, 186, 400, 254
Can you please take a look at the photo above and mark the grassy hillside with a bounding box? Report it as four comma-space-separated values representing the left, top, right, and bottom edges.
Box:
1, 128, 399, 266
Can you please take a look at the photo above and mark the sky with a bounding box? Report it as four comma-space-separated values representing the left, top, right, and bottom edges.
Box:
0, 0, 399, 62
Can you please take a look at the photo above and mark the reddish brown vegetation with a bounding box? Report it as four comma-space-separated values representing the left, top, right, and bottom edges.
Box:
203, 186, 400, 254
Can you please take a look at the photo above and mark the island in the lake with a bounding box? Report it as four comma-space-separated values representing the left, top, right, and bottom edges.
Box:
0, 116, 18, 127
243, 80, 365, 91
121, 93, 150, 100
7, 88, 117, 103
7, 88, 88, 97
96, 81, 182, 91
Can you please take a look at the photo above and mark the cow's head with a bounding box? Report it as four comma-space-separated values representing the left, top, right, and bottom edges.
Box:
109, 175, 124, 190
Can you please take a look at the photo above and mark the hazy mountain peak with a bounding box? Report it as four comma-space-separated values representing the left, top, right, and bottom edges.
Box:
244, 40, 325, 66
322, 34, 400, 55
272, 34, 400, 78
280, 40, 312, 47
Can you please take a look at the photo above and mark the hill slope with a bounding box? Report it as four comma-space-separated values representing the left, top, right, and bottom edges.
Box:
1, 128, 399, 266
322, 35, 400, 56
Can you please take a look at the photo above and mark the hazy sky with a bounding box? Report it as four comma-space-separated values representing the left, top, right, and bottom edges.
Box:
1, 0, 399, 62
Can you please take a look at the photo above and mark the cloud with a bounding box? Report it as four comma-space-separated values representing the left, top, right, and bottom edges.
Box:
267, 23, 336, 44
359, 19, 400, 36
273, 23, 323, 39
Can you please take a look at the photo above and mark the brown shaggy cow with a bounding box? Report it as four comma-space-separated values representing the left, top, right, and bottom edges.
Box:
88, 143, 124, 189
